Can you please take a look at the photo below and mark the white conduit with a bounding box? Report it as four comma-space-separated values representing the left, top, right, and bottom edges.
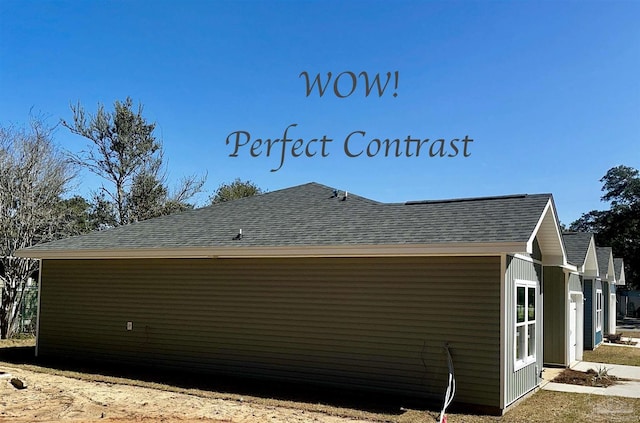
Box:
438, 343, 456, 423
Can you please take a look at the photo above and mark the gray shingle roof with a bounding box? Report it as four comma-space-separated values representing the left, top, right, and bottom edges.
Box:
562, 232, 594, 266
596, 246, 613, 279
614, 258, 625, 280
614, 258, 624, 278
19, 182, 553, 253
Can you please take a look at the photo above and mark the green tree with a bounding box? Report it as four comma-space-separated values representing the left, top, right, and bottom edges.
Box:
0, 118, 76, 338
62, 97, 205, 227
56, 195, 98, 235
570, 165, 639, 289
210, 178, 264, 204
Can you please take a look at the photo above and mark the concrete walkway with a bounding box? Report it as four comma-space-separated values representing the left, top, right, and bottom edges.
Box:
542, 361, 640, 398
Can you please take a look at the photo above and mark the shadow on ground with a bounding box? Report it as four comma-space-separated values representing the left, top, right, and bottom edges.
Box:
618, 317, 640, 332
0, 344, 450, 417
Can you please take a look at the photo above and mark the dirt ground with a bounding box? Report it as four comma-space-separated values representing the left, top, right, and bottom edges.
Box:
0, 364, 381, 423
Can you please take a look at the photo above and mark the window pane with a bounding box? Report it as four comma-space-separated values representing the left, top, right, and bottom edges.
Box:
528, 323, 536, 356
516, 325, 525, 360
517, 287, 525, 323
528, 287, 535, 320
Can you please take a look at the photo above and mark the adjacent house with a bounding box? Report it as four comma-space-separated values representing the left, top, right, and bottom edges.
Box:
596, 247, 618, 337
544, 232, 598, 365
614, 258, 627, 318
16, 183, 568, 414
562, 232, 603, 350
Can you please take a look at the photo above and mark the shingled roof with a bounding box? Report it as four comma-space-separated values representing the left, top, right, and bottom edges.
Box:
562, 232, 594, 266
596, 246, 615, 282
614, 258, 626, 286
17, 182, 563, 260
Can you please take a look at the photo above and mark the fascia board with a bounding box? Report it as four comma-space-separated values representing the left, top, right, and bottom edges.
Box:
15, 242, 527, 259
526, 199, 567, 264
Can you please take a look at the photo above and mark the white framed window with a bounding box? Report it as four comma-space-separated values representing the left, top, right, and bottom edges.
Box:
515, 279, 537, 370
595, 289, 603, 332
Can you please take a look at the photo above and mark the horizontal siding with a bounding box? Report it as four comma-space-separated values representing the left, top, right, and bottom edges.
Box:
39, 256, 501, 408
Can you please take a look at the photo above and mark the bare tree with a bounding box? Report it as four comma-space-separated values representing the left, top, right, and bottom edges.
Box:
0, 118, 75, 338
62, 97, 205, 227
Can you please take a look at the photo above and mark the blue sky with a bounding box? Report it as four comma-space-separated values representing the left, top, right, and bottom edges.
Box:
1, 0, 638, 225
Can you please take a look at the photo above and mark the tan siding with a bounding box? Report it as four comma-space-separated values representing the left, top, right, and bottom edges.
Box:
40, 256, 501, 408
543, 266, 566, 366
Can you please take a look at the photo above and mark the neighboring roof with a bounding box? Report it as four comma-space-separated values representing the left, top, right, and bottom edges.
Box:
596, 246, 615, 282
562, 232, 594, 266
614, 258, 626, 286
16, 182, 564, 260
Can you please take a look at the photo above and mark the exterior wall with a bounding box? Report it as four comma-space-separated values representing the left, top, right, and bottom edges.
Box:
584, 279, 594, 349
504, 256, 542, 407
608, 283, 617, 335
603, 282, 610, 335
39, 256, 502, 409
568, 273, 583, 363
542, 266, 565, 366
595, 279, 603, 346
583, 278, 603, 349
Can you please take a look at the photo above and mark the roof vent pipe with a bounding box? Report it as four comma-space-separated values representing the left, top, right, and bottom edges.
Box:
232, 229, 243, 240
342, 191, 348, 201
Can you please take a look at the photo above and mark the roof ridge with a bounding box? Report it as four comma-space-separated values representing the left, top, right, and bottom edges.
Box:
405, 193, 546, 205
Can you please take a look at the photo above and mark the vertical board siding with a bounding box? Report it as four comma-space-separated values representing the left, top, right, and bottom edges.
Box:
504, 256, 542, 406
542, 267, 565, 366
40, 256, 501, 408
584, 279, 594, 349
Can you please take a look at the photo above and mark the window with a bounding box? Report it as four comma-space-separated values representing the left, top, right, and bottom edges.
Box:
595, 289, 603, 332
515, 280, 537, 369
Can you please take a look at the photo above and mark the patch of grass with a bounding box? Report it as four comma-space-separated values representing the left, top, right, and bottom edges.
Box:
499, 391, 640, 423
0, 337, 35, 348
584, 345, 640, 366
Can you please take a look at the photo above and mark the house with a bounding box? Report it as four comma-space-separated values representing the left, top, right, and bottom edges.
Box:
16, 183, 568, 414
614, 258, 627, 318
544, 232, 598, 366
596, 247, 618, 337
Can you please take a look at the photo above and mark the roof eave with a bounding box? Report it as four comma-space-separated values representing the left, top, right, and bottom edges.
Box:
526, 198, 566, 266
15, 242, 529, 260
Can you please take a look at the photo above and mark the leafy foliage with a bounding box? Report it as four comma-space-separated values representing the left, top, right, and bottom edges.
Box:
62, 97, 205, 226
570, 165, 640, 288
210, 178, 264, 204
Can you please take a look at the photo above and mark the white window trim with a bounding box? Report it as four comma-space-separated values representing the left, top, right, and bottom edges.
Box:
595, 289, 603, 332
514, 279, 537, 371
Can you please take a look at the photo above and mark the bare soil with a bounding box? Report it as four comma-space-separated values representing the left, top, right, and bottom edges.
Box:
604, 334, 638, 346
0, 364, 377, 423
3, 338, 640, 422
